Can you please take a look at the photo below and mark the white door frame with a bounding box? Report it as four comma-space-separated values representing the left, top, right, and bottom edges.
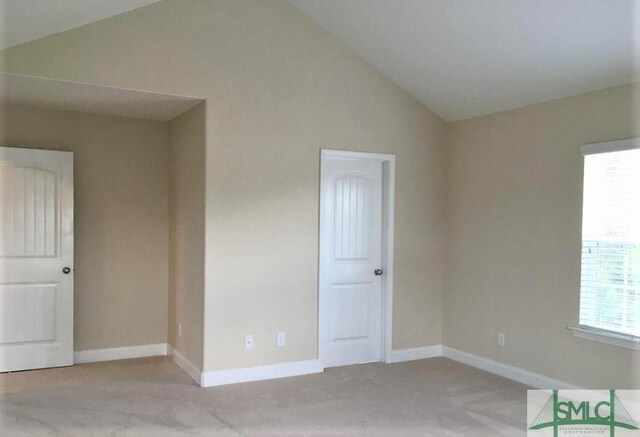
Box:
318, 149, 396, 367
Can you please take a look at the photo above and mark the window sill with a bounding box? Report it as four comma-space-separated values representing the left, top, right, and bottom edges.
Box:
568, 326, 640, 351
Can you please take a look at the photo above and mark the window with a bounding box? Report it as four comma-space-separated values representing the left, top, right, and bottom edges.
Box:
579, 139, 640, 341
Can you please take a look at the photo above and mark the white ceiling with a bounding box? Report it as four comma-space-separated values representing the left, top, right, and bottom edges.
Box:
0, 0, 163, 49
1, 73, 202, 121
1, 1, 638, 121
291, 0, 640, 121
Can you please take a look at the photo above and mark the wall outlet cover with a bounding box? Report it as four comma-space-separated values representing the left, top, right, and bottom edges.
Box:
244, 335, 254, 349
498, 332, 506, 347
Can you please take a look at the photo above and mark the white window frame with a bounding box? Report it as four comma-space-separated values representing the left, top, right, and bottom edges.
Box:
569, 137, 640, 351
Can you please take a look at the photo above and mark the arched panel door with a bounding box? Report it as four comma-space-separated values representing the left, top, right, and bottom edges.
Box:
320, 155, 383, 367
0, 146, 74, 372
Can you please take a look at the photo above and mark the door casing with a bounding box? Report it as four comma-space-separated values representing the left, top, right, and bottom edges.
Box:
318, 149, 395, 368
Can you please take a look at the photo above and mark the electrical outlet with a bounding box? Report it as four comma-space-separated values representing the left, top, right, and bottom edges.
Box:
178, 323, 182, 338
277, 332, 286, 346
244, 334, 254, 349
498, 332, 506, 347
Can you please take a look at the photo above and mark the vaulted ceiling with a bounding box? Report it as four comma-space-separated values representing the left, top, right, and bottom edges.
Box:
290, 0, 640, 120
1, 0, 639, 121
0, 0, 162, 50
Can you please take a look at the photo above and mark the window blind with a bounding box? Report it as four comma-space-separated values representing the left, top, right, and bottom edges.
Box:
579, 146, 640, 338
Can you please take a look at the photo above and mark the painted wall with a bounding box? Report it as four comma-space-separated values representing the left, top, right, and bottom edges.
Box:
1, 0, 636, 388
445, 83, 640, 388
169, 103, 206, 369
0, 0, 448, 371
0, 104, 170, 351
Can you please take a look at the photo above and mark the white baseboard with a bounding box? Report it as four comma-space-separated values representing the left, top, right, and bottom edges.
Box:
201, 359, 324, 388
386, 345, 443, 363
441, 346, 580, 389
167, 345, 201, 385
73, 342, 578, 390
74, 343, 168, 364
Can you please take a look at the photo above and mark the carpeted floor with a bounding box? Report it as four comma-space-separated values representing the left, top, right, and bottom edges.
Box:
0, 356, 527, 436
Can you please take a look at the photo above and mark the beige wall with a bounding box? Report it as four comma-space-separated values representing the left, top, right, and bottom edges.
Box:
169, 103, 206, 369
445, 83, 640, 388
0, 0, 636, 388
0, 0, 448, 371
0, 104, 170, 351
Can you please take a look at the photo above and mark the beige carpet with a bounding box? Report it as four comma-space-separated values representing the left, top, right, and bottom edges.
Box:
0, 356, 527, 436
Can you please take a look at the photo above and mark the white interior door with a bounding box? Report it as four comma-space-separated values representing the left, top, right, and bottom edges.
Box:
0, 146, 73, 372
320, 152, 384, 368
